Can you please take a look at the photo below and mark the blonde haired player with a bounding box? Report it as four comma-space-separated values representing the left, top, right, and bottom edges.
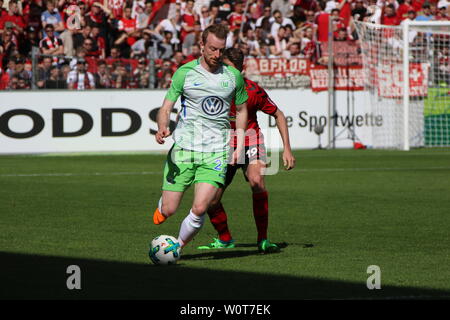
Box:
152, 24, 248, 249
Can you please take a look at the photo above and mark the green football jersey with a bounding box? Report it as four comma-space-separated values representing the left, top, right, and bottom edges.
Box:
165, 59, 248, 153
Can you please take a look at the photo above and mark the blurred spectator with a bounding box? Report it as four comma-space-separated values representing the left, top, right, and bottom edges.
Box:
270, 9, 295, 38
337, 0, 352, 27
36, 56, 53, 88
90, 26, 106, 58
241, 28, 261, 57
111, 61, 130, 88
0, 0, 6, 17
182, 43, 201, 63
331, 8, 346, 38
94, 59, 112, 88
397, 0, 415, 21
45, 65, 67, 89
180, 0, 196, 42
182, 21, 201, 56
171, 50, 184, 68
402, 9, 417, 26
158, 69, 172, 88
67, 58, 95, 89
352, 0, 367, 21
115, 6, 140, 57
382, 4, 401, 25
134, 2, 149, 29
436, 3, 449, 19
0, 29, 18, 61
255, 5, 272, 29
0, 66, 9, 90
39, 23, 64, 56
290, 5, 307, 27
295, 0, 320, 12
209, 4, 221, 24
73, 25, 92, 52
0, 0, 26, 36
85, 1, 110, 34
60, 63, 71, 81
156, 30, 174, 59
335, 27, 349, 41
228, 1, 246, 31
154, 10, 182, 47
283, 41, 302, 58
198, 5, 212, 30
108, 0, 125, 19
156, 58, 174, 86
416, 3, 435, 21
13, 57, 31, 83
271, 0, 292, 17
132, 56, 149, 88
316, 1, 330, 42
211, 0, 232, 22
41, 0, 65, 36
108, 45, 121, 59
82, 37, 101, 57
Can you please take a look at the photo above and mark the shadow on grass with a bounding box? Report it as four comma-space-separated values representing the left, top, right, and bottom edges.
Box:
182, 242, 292, 260
1, 251, 449, 300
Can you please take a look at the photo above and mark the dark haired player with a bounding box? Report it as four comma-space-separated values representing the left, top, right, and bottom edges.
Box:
198, 48, 296, 253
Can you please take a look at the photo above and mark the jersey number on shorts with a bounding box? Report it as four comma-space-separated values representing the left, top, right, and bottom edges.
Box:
213, 159, 223, 171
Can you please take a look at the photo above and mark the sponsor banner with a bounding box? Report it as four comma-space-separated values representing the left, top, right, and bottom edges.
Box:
377, 63, 429, 98
0, 90, 377, 154
310, 65, 365, 92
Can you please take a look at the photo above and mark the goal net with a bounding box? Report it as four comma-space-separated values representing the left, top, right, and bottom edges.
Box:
355, 20, 450, 150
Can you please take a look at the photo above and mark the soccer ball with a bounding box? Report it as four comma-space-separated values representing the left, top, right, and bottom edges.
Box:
149, 235, 181, 265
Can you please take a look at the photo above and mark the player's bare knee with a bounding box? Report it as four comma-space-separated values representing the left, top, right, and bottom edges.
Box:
249, 175, 265, 192
192, 203, 208, 215
208, 198, 220, 210
161, 204, 176, 217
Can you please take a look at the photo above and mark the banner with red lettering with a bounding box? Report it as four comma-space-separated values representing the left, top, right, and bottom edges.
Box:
244, 57, 312, 89
376, 63, 429, 98
309, 64, 365, 92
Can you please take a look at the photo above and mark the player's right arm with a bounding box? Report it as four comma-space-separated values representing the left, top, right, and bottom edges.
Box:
156, 64, 189, 144
156, 98, 176, 144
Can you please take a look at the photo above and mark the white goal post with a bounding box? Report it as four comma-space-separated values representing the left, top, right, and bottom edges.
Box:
355, 20, 450, 150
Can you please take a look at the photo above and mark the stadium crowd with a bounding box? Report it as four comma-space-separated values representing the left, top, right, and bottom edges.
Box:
0, 0, 448, 90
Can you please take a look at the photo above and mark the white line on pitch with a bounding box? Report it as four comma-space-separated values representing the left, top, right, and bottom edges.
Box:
1, 167, 449, 178
285, 166, 450, 172
0, 171, 160, 177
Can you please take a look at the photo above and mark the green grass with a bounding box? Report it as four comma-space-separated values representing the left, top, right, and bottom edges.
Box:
1, 149, 450, 299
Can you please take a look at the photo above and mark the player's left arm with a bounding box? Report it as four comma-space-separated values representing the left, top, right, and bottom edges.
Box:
232, 101, 248, 165
272, 109, 296, 170
231, 68, 248, 165
257, 84, 296, 170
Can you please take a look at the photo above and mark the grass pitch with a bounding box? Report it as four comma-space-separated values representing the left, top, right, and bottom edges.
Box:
1, 149, 449, 299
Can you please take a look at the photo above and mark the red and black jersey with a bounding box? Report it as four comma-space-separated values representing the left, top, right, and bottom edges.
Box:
229, 78, 278, 147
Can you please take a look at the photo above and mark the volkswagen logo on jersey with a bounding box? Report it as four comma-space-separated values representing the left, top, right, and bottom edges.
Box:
202, 96, 224, 116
